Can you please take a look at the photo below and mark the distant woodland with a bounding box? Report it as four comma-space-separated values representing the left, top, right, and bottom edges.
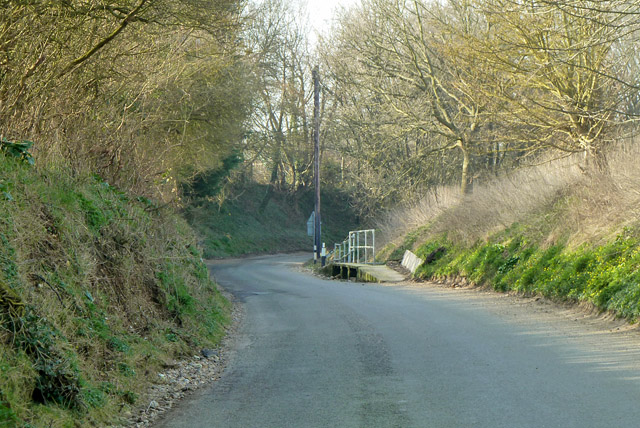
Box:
3, 0, 640, 217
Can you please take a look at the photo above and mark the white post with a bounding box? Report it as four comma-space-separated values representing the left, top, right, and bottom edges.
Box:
364, 231, 368, 263
372, 230, 375, 263
351, 233, 355, 263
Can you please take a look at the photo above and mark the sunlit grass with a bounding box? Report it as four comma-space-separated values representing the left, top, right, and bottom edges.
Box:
380, 139, 640, 321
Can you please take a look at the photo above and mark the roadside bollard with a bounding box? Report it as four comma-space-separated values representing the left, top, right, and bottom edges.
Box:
321, 243, 326, 267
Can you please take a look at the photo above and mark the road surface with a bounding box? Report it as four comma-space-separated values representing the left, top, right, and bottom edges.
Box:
156, 254, 640, 427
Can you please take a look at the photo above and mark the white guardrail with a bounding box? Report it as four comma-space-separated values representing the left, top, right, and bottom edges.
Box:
332, 229, 376, 264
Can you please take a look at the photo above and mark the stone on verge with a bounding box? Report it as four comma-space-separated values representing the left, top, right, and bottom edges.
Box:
201, 348, 218, 359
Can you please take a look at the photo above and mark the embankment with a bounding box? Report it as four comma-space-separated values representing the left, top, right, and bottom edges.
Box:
0, 159, 229, 427
379, 144, 640, 321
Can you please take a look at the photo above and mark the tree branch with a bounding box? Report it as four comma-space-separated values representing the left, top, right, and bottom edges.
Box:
58, 0, 149, 78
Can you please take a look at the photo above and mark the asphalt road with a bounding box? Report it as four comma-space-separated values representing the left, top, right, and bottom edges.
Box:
156, 254, 640, 428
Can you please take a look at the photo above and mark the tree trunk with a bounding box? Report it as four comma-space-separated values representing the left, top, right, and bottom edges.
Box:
583, 145, 609, 176
460, 144, 472, 195
259, 161, 279, 213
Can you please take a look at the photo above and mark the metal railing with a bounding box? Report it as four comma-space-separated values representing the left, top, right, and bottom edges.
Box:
332, 229, 376, 264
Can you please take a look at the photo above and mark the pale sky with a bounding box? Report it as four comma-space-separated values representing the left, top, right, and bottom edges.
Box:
301, 0, 360, 42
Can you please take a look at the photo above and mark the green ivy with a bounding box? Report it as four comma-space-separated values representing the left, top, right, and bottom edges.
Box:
0, 138, 34, 166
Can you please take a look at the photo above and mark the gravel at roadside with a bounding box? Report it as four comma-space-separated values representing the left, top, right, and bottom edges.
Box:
111, 295, 244, 428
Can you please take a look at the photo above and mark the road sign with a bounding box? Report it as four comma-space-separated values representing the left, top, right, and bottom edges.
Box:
307, 212, 315, 237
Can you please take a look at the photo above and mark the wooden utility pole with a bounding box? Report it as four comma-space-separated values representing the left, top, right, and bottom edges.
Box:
313, 66, 321, 263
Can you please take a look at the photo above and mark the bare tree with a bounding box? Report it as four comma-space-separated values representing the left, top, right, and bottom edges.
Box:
474, 0, 640, 170
0, 0, 250, 199
243, 0, 316, 210
323, 0, 507, 196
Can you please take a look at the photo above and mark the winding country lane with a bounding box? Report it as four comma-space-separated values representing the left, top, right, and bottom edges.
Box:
155, 254, 640, 428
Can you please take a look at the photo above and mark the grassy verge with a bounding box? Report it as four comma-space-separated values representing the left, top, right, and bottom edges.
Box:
409, 226, 640, 320
0, 159, 229, 427
378, 144, 640, 323
185, 183, 358, 259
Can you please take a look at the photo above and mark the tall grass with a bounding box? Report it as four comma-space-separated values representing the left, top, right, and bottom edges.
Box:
378, 139, 640, 252
378, 138, 640, 320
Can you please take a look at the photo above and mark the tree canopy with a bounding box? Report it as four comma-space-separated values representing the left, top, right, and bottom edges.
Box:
2, 0, 640, 217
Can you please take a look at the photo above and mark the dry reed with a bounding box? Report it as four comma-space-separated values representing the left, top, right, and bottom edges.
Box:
378, 138, 640, 249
